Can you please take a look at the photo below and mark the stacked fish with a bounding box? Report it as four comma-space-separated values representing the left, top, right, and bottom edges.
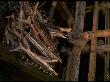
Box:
3, 1, 65, 75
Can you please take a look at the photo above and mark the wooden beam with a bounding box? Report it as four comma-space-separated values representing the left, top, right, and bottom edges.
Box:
82, 30, 110, 41
88, 1, 99, 81
83, 44, 110, 53
104, 6, 110, 81
96, 30, 110, 37
86, 2, 110, 13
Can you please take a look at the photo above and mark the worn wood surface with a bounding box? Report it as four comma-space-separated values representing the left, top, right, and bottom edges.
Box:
88, 2, 99, 81
104, 7, 110, 81
86, 2, 110, 13
65, 1, 86, 81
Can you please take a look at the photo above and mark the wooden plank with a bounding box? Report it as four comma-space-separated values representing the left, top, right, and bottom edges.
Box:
65, 1, 86, 81
88, 1, 99, 81
83, 44, 110, 53
96, 30, 110, 37
86, 2, 110, 13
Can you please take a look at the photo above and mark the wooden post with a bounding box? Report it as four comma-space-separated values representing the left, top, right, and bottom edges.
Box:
88, 1, 99, 81
65, 1, 86, 81
104, 5, 110, 81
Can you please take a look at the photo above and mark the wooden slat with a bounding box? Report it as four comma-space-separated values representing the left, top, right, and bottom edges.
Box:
83, 44, 110, 53
104, 6, 110, 81
86, 2, 110, 13
88, 1, 99, 81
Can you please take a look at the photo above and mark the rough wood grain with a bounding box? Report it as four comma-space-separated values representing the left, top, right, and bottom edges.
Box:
88, 1, 99, 81
104, 7, 110, 81
65, 1, 86, 81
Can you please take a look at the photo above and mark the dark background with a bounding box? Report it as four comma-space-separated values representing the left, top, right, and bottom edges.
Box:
0, 1, 107, 81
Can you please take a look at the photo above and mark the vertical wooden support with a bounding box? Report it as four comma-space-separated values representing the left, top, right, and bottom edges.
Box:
104, 6, 110, 81
65, 1, 86, 81
88, 1, 99, 81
